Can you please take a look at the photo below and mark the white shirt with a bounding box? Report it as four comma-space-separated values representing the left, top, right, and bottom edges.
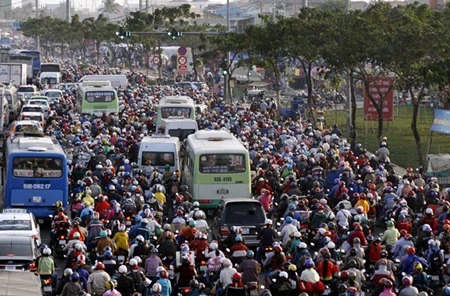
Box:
300, 269, 320, 283
280, 223, 297, 246
219, 267, 237, 288
336, 209, 351, 227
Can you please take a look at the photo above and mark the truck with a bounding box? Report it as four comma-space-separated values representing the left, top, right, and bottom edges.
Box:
77, 74, 127, 89
38, 71, 62, 86
0, 63, 27, 86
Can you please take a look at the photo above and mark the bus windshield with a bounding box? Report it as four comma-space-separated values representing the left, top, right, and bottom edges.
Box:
13, 157, 63, 178
141, 152, 174, 166
40, 64, 60, 72
199, 154, 246, 173
86, 91, 115, 102
161, 107, 191, 118
40, 77, 58, 85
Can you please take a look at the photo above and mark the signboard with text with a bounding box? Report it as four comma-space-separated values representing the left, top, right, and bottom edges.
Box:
363, 76, 394, 121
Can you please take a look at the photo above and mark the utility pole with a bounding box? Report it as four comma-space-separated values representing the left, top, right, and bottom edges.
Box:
66, 0, 71, 22
35, 0, 40, 51
146, 0, 149, 13
225, 0, 231, 104
345, 0, 351, 139
139, 0, 143, 11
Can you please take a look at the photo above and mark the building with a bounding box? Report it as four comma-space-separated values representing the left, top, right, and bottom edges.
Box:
0, 0, 12, 19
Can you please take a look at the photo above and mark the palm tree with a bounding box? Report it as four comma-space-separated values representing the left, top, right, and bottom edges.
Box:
102, 0, 121, 14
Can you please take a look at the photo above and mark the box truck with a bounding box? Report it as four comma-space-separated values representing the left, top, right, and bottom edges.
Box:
0, 63, 27, 86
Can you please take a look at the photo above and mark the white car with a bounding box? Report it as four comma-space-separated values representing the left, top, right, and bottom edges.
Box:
20, 111, 45, 127
0, 209, 41, 246
17, 85, 39, 102
27, 98, 51, 117
41, 90, 63, 103
6, 120, 43, 137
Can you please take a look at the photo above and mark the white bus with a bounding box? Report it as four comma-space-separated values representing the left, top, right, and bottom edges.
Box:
157, 117, 198, 141
182, 129, 251, 213
155, 96, 196, 127
138, 134, 182, 176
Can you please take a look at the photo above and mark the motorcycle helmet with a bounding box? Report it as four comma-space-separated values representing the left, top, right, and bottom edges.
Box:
71, 272, 80, 282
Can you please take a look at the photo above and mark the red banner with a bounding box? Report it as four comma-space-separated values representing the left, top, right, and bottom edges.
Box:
363, 76, 394, 121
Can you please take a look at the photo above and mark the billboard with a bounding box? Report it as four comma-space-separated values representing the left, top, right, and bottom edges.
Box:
363, 76, 394, 121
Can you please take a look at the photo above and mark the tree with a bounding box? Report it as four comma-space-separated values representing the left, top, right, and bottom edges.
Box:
102, 0, 121, 14
82, 14, 118, 63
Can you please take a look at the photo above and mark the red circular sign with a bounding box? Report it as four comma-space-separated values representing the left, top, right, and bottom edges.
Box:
178, 46, 187, 55
178, 56, 187, 65
152, 55, 160, 65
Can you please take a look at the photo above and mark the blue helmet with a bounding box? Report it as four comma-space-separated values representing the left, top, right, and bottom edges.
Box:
246, 250, 254, 258
285, 216, 293, 224
71, 272, 80, 282
104, 251, 113, 259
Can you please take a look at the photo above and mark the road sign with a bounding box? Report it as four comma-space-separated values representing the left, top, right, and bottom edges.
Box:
178, 65, 188, 74
178, 56, 187, 65
152, 55, 160, 65
178, 46, 187, 56
363, 76, 394, 121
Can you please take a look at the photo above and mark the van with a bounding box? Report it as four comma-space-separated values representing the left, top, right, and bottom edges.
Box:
17, 85, 39, 102
39, 72, 62, 86
138, 134, 181, 176
157, 117, 198, 141
0, 85, 21, 120
77, 74, 127, 89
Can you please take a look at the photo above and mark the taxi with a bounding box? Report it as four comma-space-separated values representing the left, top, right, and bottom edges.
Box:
0, 209, 42, 246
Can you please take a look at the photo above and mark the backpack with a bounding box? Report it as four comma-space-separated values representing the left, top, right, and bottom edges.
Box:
430, 250, 442, 268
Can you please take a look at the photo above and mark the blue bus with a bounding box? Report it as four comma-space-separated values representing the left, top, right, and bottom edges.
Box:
8, 49, 41, 78
3, 134, 68, 218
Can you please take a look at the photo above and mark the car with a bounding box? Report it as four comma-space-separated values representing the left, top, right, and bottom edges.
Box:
27, 98, 51, 116
213, 199, 267, 247
6, 120, 44, 137
20, 104, 44, 115
58, 83, 78, 92
0, 209, 42, 246
40, 90, 63, 103
192, 81, 209, 92
19, 111, 45, 127
174, 81, 198, 91
17, 85, 39, 102
0, 235, 39, 271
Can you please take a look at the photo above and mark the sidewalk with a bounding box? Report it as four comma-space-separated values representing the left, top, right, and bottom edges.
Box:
366, 151, 407, 178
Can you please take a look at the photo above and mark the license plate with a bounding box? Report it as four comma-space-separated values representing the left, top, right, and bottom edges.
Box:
431, 275, 440, 281
300, 228, 307, 233
59, 240, 66, 245
199, 265, 207, 271
125, 221, 131, 226
217, 188, 229, 194
118, 256, 125, 262
5, 266, 15, 270
32, 196, 42, 203
44, 286, 52, 292
241, 228, 250, 234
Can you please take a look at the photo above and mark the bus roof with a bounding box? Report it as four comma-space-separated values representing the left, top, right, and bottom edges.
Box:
187, 130, 247, 153
80, 81, 111, 87
6, 135, 65, 154
159, 96, 194, 106
141, 135, 181, 145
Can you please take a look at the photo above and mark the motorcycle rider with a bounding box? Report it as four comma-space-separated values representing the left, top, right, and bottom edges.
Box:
256, 219, 277, 263
237, 250, 261, 285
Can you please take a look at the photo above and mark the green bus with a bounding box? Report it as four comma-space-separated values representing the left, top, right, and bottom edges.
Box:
155, 96, 196, 127
182, 129, 251, 214
76, 81, 118, 115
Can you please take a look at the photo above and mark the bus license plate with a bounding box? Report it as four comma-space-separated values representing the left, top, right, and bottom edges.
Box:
32, 196, 42, 203
217, 189, 229, 194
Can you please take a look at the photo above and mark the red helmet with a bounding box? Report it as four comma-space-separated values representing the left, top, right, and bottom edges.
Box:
160, 270, 168, 278
352, 222, 360, 229
355, 225, 363, 231
96, 262, 105, 270
273, 245, 282, 253
232, 273, 242, 282
400, 229, 408, 236
176, 195, 184, 203
407, 247, 416, 255
318, 205, 325, 211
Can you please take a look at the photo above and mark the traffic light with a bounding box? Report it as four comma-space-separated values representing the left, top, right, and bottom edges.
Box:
167, 28, 183, 40
115, 27, 132, 39
221, 57, 228, 76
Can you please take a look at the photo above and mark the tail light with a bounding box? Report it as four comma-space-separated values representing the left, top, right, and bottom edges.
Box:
44, 279, 51, 285
220, 226, 230, 236
126, 216, 131, 221
59, 235, 65, 240
29, 263, 36, 271
183, 288, 190, 294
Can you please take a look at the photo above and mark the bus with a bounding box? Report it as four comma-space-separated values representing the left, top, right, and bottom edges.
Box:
76, 81, 118, 115
3, 134, 69, 218
138, 134, 182, 176
157, 117, 198, 141
155, 96, 196, 127
8, 49, 41, 78
182, 129, 251, 213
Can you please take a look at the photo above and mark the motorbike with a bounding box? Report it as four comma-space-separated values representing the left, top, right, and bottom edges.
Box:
41, 276, 53, 296
53, 229, 68, 259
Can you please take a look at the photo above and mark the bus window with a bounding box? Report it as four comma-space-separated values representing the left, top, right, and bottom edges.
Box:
199, 154, 245, 173
141, 152, 174, 167
161, 107, 191, 118
13, 157, 63, 178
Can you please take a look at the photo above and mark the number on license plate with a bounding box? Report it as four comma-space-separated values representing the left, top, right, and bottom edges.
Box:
5, 266, 15, 270
200, 265, 207, 271
118, 256, 125, 261
241, 228, 250, 234
125, 221, 131, 226
59, 240, 66, 245
32, 196, 42, 203
431, 275, 440, 281
44, 286, 52, 292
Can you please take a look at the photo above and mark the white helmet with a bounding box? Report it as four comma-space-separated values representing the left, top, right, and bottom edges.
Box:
64, 268, 73, 277
118, 265, 127, 274
43, 247, 52, 255
193, 201, 200, 207
264, 219, 272, 225
299, 242, 307, 249
152, 283, 162, 293
129, 258, 138, 266
209, 242, 218, 250
425, 208, 433, 215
